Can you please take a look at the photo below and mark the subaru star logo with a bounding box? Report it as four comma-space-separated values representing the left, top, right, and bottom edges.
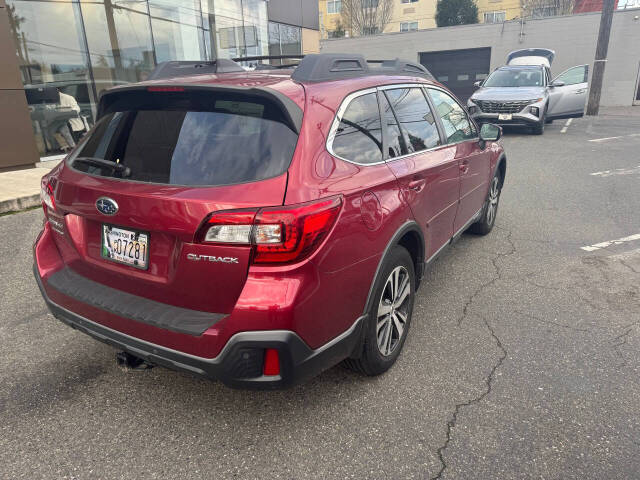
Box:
96, 197, 118, 216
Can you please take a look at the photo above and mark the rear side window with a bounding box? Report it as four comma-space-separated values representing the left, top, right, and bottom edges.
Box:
428, 89, 477, 143
384, 88, 440, 153
331, 92, 382, 164
69, 91, 298, 186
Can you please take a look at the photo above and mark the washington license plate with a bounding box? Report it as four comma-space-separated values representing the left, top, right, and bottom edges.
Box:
101, 224, 149, 270
498, 114, 512, 121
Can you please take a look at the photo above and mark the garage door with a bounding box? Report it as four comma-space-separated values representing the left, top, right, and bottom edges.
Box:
419, 48, 491, 103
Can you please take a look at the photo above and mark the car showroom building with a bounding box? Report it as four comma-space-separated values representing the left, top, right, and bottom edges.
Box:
0, 0, 319, 170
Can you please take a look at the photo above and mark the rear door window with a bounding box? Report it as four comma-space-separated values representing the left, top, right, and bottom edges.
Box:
331, 92, 383, 164
69, 91, 299, 186
383, 88, 440, 153
379, 92, 406, 159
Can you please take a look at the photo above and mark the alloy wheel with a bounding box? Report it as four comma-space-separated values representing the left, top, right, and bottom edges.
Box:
486, 176, 500, 226
376, 266, 411, 357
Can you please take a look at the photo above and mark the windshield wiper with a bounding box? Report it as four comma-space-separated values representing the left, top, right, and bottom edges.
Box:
72, 157, 131, 177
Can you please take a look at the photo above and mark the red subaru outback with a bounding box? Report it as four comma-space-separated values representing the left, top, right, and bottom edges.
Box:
34, 54, 506, 389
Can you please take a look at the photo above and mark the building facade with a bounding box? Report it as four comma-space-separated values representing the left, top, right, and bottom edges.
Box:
0, 0, 318, 170
476, 0, 522, 23
319, 0, 437, 38
321, 8, 640, 106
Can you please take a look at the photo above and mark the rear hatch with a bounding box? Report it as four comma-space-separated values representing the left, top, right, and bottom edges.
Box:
507, 48, 555, 67
45, 85, 302, 315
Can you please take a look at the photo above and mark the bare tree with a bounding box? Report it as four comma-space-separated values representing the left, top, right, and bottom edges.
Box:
521, 0, 575, 18
341, 0, 394, 37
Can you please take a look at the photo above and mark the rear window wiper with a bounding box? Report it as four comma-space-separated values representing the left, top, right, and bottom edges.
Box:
72, 157, 131, 177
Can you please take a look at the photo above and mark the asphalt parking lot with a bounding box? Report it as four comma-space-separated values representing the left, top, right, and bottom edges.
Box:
1, 110, 639, 479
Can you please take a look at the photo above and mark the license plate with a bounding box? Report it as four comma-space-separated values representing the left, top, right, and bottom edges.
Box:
101, 224, 149, 270
498, 114, 512, 121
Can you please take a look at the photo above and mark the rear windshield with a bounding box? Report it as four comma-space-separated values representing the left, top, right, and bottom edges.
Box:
68, 90, 299, 186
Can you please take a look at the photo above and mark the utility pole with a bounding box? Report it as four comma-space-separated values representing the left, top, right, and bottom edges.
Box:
586, 0, 616, 116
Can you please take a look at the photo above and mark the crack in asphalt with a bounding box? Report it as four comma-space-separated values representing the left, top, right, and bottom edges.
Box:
431, 318, 508, 480
620, 259, 640, 274
612, 321, 640, 367
431, 227, 515, 479
457, 228, 516, 326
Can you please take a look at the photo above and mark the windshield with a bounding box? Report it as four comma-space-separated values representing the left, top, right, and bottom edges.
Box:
68, 90, 299, 186
483, 69, 543, 88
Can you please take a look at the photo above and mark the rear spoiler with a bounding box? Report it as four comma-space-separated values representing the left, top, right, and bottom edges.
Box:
96, 84, 303, 134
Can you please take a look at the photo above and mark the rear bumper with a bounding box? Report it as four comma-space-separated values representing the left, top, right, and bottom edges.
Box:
35, 264, 364, 389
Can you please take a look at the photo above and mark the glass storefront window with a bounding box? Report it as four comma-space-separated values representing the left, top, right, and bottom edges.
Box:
210, 0, 244, 59
149, 0, 208, 63
4, 0, 278, 160
81, 0, 156, 95
242, 0, 268, 58
268, 21, 301, 65
6, 0, 96, 158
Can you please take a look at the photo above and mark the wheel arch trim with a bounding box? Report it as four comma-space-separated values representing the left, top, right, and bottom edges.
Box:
362, 220, 425, 316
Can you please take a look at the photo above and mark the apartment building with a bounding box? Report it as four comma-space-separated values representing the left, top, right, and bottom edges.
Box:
319, 0, 437, 38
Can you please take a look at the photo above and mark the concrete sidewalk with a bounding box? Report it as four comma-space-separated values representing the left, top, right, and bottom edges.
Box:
0, 162, 56, 214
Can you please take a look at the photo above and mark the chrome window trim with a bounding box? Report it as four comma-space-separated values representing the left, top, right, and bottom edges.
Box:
326, 82, 481, 167
325, 87, 386, 166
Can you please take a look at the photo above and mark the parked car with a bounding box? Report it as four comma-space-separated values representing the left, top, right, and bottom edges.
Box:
33, 55, 506, 389
467, 48, 589, 134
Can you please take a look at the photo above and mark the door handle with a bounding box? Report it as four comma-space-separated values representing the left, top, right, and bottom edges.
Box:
460, 160, 469, 174
408, 179, 426, 192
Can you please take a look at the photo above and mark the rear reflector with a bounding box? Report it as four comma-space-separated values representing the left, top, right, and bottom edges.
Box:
263, 349, 280, 376
196, 196, 342, 265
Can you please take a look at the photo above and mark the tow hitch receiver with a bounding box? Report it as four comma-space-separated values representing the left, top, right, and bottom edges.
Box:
116, 351, 154, 371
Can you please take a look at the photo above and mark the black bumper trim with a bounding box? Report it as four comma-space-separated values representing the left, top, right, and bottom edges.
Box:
47, 267, 225, 336
35, 265, 364, 389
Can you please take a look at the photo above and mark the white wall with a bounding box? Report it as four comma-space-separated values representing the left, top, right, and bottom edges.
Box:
320, 9, 640, 106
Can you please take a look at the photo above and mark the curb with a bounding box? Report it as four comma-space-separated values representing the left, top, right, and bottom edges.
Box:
0, 194, 41, 215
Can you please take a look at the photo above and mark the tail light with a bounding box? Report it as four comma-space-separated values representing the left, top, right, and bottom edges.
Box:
40, 179, 55, 213
196, 196, 342, 265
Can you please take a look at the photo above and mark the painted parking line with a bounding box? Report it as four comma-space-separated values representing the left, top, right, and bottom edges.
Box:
581, 233, 640, 251
590, 165, 640, 177
560, 118, 573, 133
589, 133, 640, 143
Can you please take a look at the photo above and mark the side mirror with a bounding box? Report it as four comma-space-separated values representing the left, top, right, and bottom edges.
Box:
473, 80, 482, 88
551, 80, 565, 87
479, 123, 502, 142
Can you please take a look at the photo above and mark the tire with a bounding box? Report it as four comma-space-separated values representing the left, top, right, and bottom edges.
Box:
545, 118, 553, 124
343, 245, 415, 376
532, 116, 545, 135
469, 171, 502, 235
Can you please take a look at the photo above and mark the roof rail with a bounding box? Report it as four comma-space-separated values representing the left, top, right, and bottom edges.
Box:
290, 54, 433, 83
147, 59, 244, 80
368, 59, 434, 79
232, 55, 304, 63
147, 54, 434, 83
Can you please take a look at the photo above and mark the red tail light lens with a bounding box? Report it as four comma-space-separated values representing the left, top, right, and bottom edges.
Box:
40, 179, 55, 212
253, 196, 342, 264
196, 196, 342, 265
